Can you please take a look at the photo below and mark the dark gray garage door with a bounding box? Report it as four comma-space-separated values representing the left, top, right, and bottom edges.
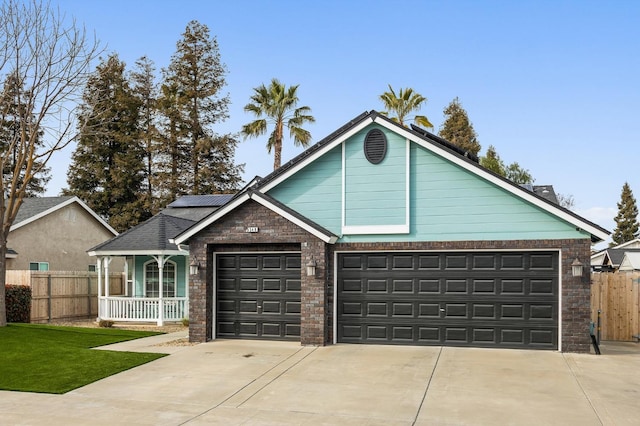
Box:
337, 251, 559, 349
216, 253, 301, 340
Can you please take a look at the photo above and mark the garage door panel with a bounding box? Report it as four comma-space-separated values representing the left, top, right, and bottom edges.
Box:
216, 253, 301, 341
337, 251, 558, 349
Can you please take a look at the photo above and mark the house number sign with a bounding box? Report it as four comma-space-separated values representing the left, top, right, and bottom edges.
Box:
245, 226, 259, 233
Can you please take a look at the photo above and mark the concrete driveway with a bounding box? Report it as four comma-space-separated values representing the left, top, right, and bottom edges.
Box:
1, 333, 639, 425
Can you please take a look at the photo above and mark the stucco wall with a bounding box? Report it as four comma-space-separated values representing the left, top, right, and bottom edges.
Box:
6, 202, 122, 272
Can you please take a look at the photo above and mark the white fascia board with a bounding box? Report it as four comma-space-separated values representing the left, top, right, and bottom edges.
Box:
260, 116, 375, 193
250, 192, 336, 244
11, 196, 118, 236
172, 193, 251, 245
372, 117, 609, 242
88, 250, 186, 257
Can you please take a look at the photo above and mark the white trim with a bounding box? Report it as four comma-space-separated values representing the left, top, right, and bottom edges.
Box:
11, 196, 118, 236
341, 131, 411, 236
173, 191, 337, 245
332, 248, 562, 350
143, 258, 177, 298
173, 193, 251, 245
88, 249, 187, 257
371, 116, 609, 242
342, 224, 410, 235
260, 116, 375, 194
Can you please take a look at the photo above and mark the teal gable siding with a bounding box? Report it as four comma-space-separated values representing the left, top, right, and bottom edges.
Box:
267, 123, 587, 243
267, 145, 342, 232
344, 125, 407, 227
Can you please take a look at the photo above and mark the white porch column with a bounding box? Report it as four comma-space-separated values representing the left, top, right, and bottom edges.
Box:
184, 254, 189, 319
124, 258, 129, 297
155, 255, 165, 326
96, 257, 103, 321
104, 256, 112, 320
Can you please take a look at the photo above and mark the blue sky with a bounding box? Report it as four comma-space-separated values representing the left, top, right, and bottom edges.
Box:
50, 0, 639, 245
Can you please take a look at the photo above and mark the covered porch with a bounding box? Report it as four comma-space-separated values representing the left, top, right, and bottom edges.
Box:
88, 213, 197, 326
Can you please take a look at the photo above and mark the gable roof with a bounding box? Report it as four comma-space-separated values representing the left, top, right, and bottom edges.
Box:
88, 213, 194, 256
173, 189, 339, 245
11, 196, 117, 235
174, 110, 609, 244
619, 251, 640, 271
166, 194, 234, 208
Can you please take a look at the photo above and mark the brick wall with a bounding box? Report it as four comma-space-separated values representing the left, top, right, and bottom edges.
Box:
328, 238, 592, 352
185, 197, 592, 352
186, 200, 328, 345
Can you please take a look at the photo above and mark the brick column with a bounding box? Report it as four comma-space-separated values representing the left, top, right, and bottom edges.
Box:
300, 240, 327, 345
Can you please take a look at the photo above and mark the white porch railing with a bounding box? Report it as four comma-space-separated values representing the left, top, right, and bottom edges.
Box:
99, 296, 188, 324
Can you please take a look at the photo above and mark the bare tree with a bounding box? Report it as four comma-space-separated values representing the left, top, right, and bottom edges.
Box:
0, 0, 101, 326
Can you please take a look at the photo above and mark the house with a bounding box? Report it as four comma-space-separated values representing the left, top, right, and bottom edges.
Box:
6, 196, 117, 272
88, 194, 233, 325
591, 239, 640, 271
173, 111, 609, 352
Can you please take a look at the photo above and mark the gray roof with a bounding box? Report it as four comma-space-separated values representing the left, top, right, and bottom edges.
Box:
521, 185, 559, 205
167, 194, 234, 208
88, 213, 194, 254
158, 206, 219, 222
605, 248, 640, 266
14, 196, 75, 224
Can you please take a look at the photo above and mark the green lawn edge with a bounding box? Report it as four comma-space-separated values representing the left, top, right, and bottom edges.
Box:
0, 323, 168, 394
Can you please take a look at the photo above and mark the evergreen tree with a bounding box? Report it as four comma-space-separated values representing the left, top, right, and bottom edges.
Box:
480, 145, 534, 184
65, 54, 148, 232
130, 56, 160, 213
0, 73, 51, 196
611, 182, 639, 246
158, 20, 242, 199
439, 97, 481, 157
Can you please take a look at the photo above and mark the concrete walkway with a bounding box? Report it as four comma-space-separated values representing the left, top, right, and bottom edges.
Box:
1, 336, 639, 425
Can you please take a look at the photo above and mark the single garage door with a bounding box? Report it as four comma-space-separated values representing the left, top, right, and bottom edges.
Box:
337, 251, 559, 349
216, 253, 301, 340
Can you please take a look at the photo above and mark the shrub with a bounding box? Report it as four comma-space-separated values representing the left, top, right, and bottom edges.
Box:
5, 285, 31, 323
181, 318, 189, 327
98, 320, 114, 328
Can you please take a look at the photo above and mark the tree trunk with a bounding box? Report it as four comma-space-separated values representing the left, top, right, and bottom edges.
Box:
0, 232, 8, 326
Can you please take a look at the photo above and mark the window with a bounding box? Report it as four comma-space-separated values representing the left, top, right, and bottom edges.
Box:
144, 260, 176, 297
88, 264, 97, 272
29, 262, 49, 271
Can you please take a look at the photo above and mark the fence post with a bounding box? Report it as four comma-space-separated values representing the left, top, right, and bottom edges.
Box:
87, 276, 92, 318
47, 274, 52, 323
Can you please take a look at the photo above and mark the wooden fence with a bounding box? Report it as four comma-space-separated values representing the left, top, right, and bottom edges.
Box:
6, 270, 124, 323
591, 272, 640, 341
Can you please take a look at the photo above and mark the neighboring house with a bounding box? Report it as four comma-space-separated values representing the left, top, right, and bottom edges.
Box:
591, 238, 640, 271
6, 196, 117, 272
88, 194, 232, 325
174, 110, 609, 352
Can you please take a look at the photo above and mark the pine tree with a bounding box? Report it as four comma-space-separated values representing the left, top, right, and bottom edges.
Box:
611, 182, 639, 246
65, 54, 148, 232
479, 145, 505, 176
158, 20, 242, 199
439, 97, 481, 157
0, 72, 51, 196
130, 56, 161, 213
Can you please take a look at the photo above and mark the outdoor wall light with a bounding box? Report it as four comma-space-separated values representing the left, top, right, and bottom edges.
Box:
190, 256, 200, 275
571, 257, 584, 277
306, 257, 317, 277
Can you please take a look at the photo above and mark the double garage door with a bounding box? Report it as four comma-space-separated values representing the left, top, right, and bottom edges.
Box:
216, 253, 301, 340
215, 250, 559, 350
337, 251, 559, 350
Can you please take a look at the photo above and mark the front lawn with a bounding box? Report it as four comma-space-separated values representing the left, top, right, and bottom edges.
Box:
0, 323, 167, 394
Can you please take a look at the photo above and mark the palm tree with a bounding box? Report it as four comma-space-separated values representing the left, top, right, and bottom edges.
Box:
379, 84, 433, 128
241, 78, 315, 170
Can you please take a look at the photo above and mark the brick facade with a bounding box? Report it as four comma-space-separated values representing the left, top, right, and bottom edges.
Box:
187, 200, 329, 345
186, 199, 592, 352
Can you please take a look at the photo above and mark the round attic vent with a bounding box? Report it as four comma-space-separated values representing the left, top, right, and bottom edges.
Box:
364, 129, 387, 164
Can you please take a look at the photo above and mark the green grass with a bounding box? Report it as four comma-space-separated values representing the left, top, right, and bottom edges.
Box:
0, 323, 167, 394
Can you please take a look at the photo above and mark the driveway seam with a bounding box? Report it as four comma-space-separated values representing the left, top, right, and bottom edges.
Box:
179, 345, 317, 425
562, 353, 604, 426
412, 346, 443, 426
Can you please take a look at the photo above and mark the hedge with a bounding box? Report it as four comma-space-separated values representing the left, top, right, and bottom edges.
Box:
5, 284, 31, 323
